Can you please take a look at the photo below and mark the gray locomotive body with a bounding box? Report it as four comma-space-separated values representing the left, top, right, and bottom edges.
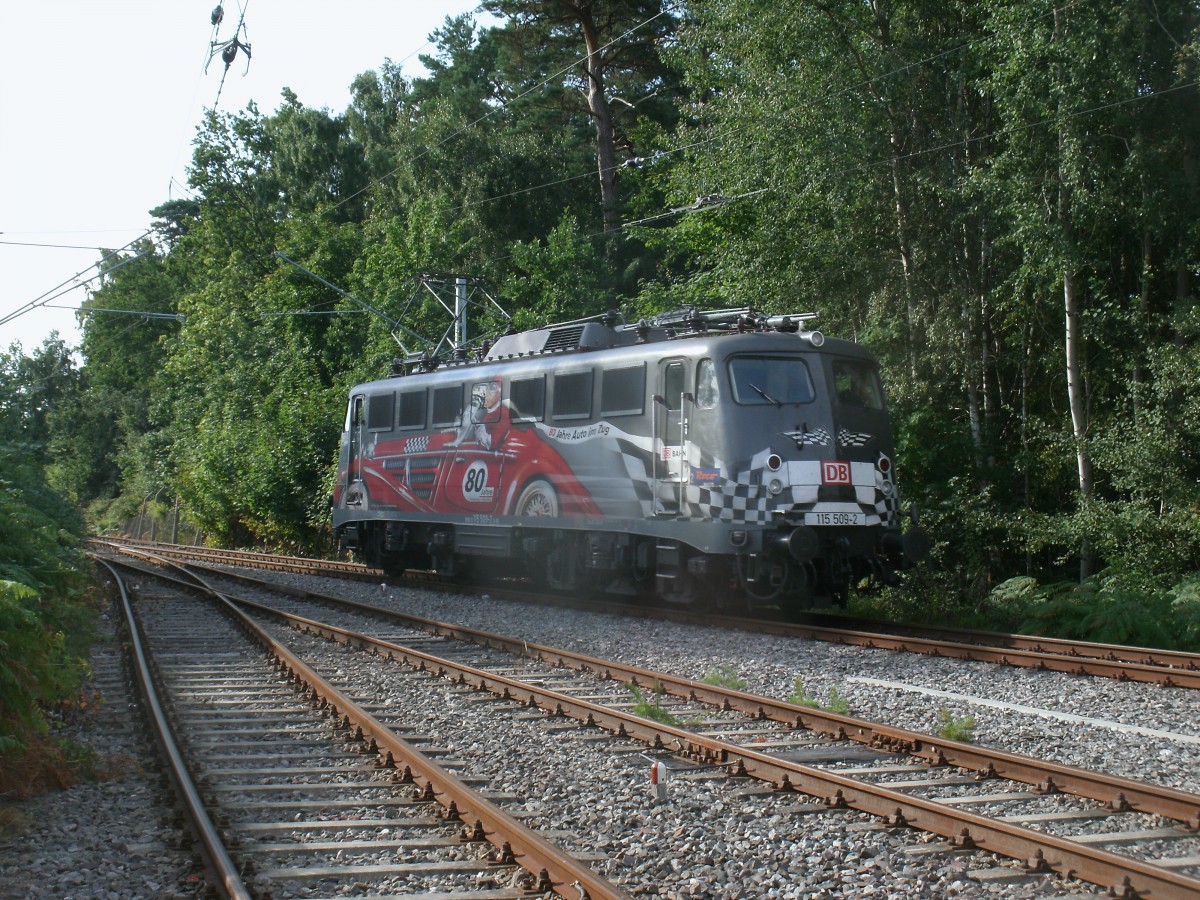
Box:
333, 310, 926, 611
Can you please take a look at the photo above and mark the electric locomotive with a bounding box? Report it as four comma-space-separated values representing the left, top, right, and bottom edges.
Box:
333, 308, 927, 611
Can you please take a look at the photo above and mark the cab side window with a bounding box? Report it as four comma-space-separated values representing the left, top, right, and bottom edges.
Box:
662, 361, 685, 410
696, 359, 719, 408
346, 397, 363, 431
832, 360, 884, 410
367, 392, 395, 430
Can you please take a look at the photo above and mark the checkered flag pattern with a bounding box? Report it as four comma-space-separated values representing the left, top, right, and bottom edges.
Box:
783, 427, 832, 447
604, 434, 897, 527
690, 475, 774, 523
838, 428, 873, 448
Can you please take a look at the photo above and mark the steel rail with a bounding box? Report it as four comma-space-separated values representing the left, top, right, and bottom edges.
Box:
91, 538, 375, 579
506, 589, 1200, 688
98, 546, 1200, 829
94, 557, 252, 900
230, 591, 1200, 900
93, 539, 1200, 688
708, 617, 1200, 689
214, 567, 1200, 831
102, 551, 630, 900
793, 610, 1200, 672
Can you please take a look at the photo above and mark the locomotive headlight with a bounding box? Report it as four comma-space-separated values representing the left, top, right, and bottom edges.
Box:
880, 479, 895, 498
768, 478, 784, 495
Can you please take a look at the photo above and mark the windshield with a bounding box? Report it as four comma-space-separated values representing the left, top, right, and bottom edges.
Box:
728, 356, 815, 406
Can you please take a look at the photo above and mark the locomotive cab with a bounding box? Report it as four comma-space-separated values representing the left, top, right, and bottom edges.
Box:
659, 335, 917, 610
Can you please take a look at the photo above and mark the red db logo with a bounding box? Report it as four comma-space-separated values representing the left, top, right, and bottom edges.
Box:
822, 461, 851, 485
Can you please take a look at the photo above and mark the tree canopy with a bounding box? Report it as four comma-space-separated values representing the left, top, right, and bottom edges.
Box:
6, 1, 1198, 629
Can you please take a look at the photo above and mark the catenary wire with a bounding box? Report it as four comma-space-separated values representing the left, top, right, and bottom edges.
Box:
0, 233, 154, 328
3, 7, 458, 339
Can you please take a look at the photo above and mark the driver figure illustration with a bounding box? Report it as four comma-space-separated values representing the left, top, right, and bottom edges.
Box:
448, 379, 511, 450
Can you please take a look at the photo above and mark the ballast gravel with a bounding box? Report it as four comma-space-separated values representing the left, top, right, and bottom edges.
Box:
275, 621, 1089, 899
5, 567, 1197, 898
339, 579, 1200, 792
0, 612, 203, 899
260, 572, 1200, 897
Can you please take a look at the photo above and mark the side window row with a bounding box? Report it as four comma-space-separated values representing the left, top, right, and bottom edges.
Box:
361, 363, 663, 431
356, 355, 816, 428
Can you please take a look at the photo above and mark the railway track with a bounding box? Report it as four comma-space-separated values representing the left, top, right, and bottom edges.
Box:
96, 539, 1200, 690
95, 556, 630, 899
96, 545, 1200, 899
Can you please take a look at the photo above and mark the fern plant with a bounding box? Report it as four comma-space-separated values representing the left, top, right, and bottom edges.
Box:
1018, 579, 1180, 649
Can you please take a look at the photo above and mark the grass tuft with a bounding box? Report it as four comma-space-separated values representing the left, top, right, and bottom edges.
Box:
935, 707, 977, 743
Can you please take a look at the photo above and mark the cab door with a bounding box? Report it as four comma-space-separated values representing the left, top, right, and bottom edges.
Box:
341, 394, 366, 507
653, 359, 688, 514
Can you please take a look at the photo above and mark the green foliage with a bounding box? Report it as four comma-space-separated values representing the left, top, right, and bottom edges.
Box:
1012, 576, 1197, 650
970, 573, 1200, 651
0, 579, 48, 749
1021, 500, 1200, 590
700, 664, 747, 691
0, 336, 80, 463
503, 215, 609, 328
787, 677, 851, 714
787, 677, 820, 708
0, 444, 94, 753
935, 708, 976, 744
628, 683, 679, 725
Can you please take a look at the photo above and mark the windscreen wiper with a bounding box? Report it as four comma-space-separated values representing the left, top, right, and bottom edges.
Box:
748, 383, 782, 407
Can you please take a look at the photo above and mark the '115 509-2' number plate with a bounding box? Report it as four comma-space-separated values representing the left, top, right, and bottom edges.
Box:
805, 512, 863, 526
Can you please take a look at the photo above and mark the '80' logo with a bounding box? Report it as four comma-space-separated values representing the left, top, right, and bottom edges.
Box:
462, 461, 495, 501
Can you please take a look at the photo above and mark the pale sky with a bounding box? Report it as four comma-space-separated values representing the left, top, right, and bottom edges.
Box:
0, 1, 489, 354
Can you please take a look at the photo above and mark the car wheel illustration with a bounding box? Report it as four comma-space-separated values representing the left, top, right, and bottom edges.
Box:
344, 480, 369, 510
514, 478, 559, 517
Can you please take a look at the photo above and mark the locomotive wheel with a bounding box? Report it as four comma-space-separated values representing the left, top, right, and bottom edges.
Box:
541, 535, 585, 591
515, 478, 559, 517
739, 553, 794, 605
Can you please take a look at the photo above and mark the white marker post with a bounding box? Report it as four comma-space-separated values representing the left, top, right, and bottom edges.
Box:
649, 759, 668, 802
